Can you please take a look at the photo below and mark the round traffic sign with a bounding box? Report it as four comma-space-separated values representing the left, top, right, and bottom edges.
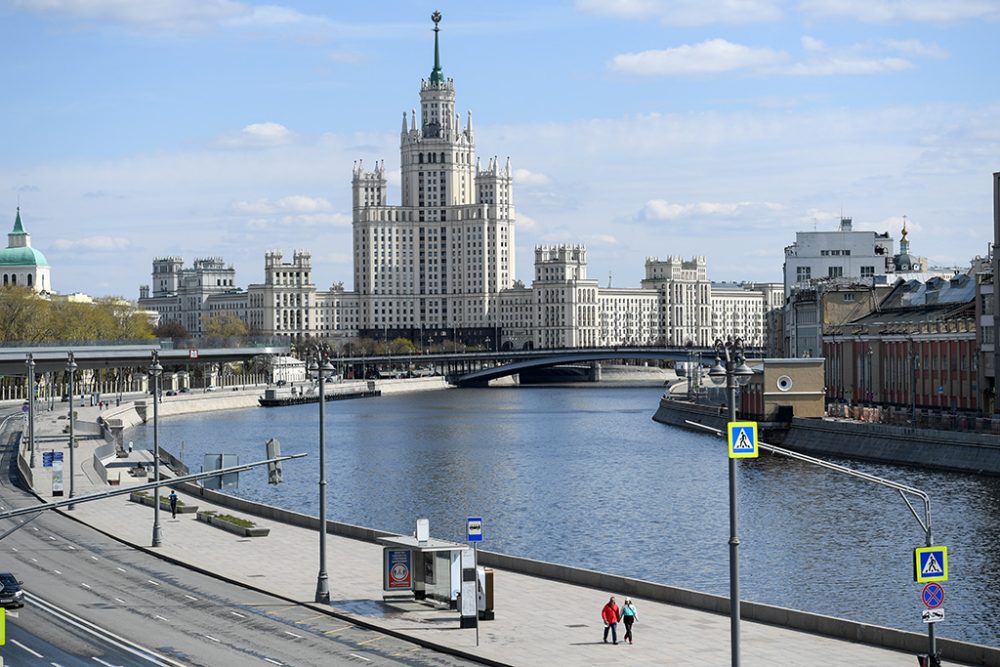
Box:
922, 582, 944, 609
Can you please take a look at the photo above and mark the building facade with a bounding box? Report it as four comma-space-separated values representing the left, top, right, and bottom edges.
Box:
1, 208, 51, 293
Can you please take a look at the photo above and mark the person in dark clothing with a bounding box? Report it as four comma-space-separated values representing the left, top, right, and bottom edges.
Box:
601, 596, 620, 644
168, 490, 178, 519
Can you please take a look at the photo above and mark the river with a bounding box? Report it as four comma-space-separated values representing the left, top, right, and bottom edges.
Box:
129, 385, 1000, 646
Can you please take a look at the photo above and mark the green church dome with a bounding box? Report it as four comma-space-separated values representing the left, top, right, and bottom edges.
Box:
0, 245, 49, 267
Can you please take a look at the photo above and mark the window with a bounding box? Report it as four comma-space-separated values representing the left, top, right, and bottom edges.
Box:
796, 266, 811, 282
861, 266, 875, 278
828, 266, 843, 278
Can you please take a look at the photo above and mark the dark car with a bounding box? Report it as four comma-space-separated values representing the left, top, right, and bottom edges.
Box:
0, 572, 24, 608
276, 380, 287, 386
178, 387, 190, 394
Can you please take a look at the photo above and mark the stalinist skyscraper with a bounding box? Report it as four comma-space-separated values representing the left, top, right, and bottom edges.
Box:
351, 11, 515, 339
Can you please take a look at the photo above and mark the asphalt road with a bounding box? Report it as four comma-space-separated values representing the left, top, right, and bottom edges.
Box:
0, 416, 478, 667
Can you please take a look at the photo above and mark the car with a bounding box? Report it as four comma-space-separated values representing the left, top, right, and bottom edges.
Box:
178, 387, 190, 394
0, 572, 24, 608
276, 380, 287, 386
165, 390, 177, 396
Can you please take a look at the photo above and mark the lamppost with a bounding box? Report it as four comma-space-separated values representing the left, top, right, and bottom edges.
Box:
709, 336, 754, 667
25, 354, 36, 468
308, 352, 335, 604
868, 346, 874, 405
66, 353, 78, 510
149, 351, 163, 547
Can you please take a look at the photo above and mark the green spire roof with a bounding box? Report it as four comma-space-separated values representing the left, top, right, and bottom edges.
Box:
429, 11, 444, 83
11, 207, 26, 235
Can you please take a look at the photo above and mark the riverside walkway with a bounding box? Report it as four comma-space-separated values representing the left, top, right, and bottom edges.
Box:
13, 391, 992, 667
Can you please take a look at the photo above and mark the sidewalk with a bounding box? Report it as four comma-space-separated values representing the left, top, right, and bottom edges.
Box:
20, 396, 951, 666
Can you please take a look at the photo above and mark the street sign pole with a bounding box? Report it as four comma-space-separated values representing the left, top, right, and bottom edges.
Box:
467, 517, 483, 647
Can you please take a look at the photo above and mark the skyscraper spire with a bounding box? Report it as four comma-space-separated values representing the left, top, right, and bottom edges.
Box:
429, 11, 444, 84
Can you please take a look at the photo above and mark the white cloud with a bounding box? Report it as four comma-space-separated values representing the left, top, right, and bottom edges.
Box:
576, 0, 782, 25
232, 195, 333, 215
53, 235, 130, 251
513, 168, 551, 186
637, 200, 782, 221
217, 122, 295, 148
883, 39, 948, 59
516, 213, 539, 230
611, 39, 787, 75
798, 0, 1000, 23
801, 35, 826, 52
777, 55, 912, 75
13, 0, 250, 31
591, 234, 618, 245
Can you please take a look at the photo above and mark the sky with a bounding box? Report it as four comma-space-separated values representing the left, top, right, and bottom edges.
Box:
2, 0, 999, 298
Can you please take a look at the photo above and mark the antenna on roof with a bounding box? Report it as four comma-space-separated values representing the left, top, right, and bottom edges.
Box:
608, 272, 612, 288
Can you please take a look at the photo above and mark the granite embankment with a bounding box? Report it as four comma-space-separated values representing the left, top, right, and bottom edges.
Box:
653, 396, 1000, 476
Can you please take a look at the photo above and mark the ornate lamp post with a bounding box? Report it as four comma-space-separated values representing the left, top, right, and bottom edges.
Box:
149, 352, 163, 547
67, 353, 78, 510
709, 336, 754, 667
309, 352, 335, 604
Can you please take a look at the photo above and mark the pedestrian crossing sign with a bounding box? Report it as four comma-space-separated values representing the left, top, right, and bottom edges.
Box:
727, 422, 759, 459
914, 546, 949, 583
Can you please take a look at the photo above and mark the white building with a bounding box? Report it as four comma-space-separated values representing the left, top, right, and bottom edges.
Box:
1, 208, 51, 293
782, 217, 895, 298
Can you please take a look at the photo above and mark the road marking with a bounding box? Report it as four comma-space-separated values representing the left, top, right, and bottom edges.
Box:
184, 594, 198, 601
357, 636, 386, 646
297, 613, 325, 622
31, 557, 37, 563
263, 659, 283, 666
52, 569, 62, 575
115, 567, 126, 573
203, 635, 220, 642
147, 580, 160, 587
282, 631, 303, 639
10, 638, 44, 657
80, 583, 91, 589
92, 658, 117, 667
154, 615, 168, 622
114, 597, 126, 605
349, 654, 371, 662
323, 626, 351, 635
10, 547, 16, 552
67, 546, 76, 550
31, 526, 39, 531
90, 556, 98, 561
391, 648, 420, 657
52, 662, 65, 666
46, 535, 56, 541
229, 611, 245, 618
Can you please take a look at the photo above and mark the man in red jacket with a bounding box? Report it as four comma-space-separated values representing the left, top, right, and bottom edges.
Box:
601, 596, 621, 644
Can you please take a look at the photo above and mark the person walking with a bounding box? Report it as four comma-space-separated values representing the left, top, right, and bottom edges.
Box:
168, 490, 178, 519
621, 598, 638, 644
601, 595, 620, 644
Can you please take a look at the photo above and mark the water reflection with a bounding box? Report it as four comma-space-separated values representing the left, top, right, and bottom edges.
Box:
131, 386, 1000, 645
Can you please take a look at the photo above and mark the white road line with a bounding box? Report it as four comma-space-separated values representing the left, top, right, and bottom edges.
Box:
229, 611, 246, 618
114, 597, 126, 604
80, 583, 91, 589
10, 638, 44, 657
10, 546, 16, 552
67, 545, 76, 550
349, 654, 371, 662
31, 526, 39, 531
203, 635, 220, 642
52, 662, 65, 666
263, 659, 283, 666
53, 569, 62, 575
46, 535, 56, 540
184, 594, 198, 601
154, 615, 168, 621
92, 658, 117, 667
116, 567, 126, 573
90, 556, 99, 561
282, 631, 303, 639
31, 557, 38, 562
147, 580, 160, 586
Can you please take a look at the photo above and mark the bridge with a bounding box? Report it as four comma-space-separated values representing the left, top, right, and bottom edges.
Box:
336, 346, 744, 387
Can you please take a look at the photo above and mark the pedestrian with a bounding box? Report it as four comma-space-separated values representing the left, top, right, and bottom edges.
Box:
601, 595, 620, 644
169, 490, 178, 519
621, 598, 638, 644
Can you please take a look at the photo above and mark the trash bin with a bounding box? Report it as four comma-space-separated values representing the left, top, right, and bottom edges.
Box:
477, 566, 495, 620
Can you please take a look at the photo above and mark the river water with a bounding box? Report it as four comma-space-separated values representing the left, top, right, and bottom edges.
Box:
130, 385, 1000, 646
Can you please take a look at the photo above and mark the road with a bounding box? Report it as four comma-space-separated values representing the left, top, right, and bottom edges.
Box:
0, 416, 478, 666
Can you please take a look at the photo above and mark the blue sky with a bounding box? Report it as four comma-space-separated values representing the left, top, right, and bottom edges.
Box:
2, 0, 999, 297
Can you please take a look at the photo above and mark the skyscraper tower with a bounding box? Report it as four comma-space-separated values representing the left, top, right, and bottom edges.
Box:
351, 12, 516, 339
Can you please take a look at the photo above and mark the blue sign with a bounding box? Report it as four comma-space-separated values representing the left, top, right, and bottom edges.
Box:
467, 517, 483, 542
922, 583, 944, 609
41, 451, 64, 468
727, 422, 759, 459
914, 546, 949, 582
21, 402, 29, 413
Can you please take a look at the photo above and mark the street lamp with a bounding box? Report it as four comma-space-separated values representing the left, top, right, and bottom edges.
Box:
309, 352, 335, 604
67, 353, 78, 510
149, 351, 163, 547
708, 336, 754, 667
26, 354, 35, 468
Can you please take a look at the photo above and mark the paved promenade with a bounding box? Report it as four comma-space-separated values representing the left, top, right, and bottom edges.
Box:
15, 393, 964, 666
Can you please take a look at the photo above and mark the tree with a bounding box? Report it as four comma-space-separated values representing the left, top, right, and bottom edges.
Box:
201, 313, 249, 338
154, 319, 190, 339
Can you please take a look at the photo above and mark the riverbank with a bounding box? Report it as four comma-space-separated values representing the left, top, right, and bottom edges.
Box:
652, 396, 1000, 476
13, 394, 999, 666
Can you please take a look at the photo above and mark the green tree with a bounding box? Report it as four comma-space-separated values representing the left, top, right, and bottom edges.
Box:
201, 313, 249, 338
